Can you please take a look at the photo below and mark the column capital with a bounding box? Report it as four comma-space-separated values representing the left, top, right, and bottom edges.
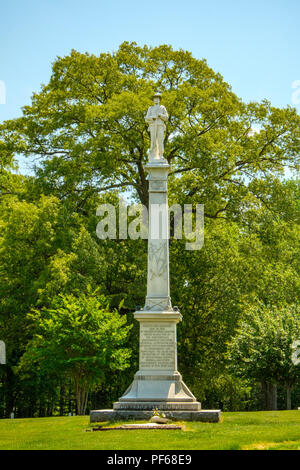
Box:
145, 160, 170, 172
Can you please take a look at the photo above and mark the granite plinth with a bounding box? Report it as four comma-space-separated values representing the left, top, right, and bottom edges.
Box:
90, 409, 221, 423
114, 400, 200, 411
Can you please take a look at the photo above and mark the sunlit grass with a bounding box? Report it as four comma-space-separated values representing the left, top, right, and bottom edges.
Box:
0, 410, 299, 450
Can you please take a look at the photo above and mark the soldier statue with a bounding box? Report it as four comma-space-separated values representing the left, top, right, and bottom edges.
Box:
145, 91, 168, 161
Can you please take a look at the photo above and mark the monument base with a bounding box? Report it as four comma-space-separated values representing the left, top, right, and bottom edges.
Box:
114, 310, 202, 414
113, 370, 201, 411
90, 409, 221, 423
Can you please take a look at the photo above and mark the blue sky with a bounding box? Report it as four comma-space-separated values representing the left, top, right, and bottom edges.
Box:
0, 0, 299, 172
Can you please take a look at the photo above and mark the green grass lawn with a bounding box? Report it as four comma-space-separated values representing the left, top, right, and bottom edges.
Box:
0, 411, 299, 450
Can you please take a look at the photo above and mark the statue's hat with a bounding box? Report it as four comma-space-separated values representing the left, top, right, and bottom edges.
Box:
152, 91, 162, 99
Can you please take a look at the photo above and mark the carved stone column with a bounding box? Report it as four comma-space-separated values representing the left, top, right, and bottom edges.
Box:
113, 160, 200, 412
145, 161, 171, 312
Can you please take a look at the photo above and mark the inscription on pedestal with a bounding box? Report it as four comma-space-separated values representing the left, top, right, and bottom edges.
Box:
140, 322, 176, 370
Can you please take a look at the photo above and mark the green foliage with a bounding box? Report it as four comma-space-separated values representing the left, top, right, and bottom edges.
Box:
0, 42, 299, 213
0, 42, 299, 416
227, 303, 300, 389
19, 291, 131, 414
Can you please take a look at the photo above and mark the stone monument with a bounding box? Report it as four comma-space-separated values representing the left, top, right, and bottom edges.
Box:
90, 93, 220, 423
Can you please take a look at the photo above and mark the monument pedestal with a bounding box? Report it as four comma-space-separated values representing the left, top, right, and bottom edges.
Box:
90, 311, 220, 423
113, 310, 200, 411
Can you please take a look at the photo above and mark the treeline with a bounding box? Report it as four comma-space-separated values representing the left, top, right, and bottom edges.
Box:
0, 43, 299, 417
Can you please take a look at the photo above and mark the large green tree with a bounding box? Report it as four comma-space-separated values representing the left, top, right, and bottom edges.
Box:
0, 42, 299, 215
0, 42, 299, 415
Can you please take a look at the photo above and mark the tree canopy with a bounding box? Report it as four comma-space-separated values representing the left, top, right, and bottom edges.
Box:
19, 291, 131, 415
0, 42, 299, 416
1, 42, 299, 214
227, 303, 300, 409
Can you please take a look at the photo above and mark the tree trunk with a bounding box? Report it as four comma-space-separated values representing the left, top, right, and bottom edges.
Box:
74, 376, 89, 415
68, 383, 73, 414
59, 386, 65, 416
270, 383, 277, 410
260, 381, 267, 410
76, 388, 89, 415
262, 381, 277, 410
286, 385, 292, 410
